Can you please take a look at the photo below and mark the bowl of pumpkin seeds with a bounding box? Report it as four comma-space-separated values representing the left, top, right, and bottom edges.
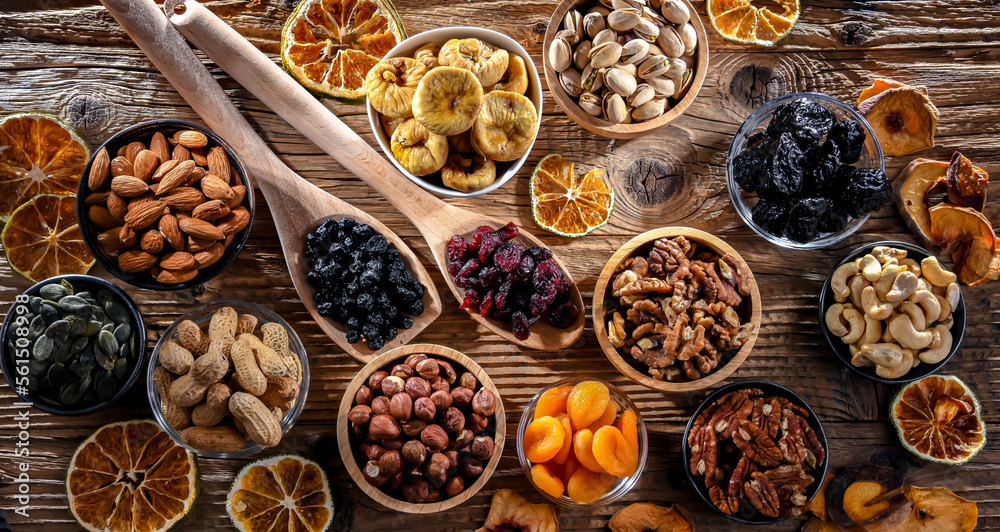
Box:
1, 274, 146, 415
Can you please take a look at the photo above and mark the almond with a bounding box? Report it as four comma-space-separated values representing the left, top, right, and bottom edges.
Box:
157, 160, 196, 196
185, 236, 215, 253
125, 141, 145, 162
107, 192, 127, 223
162, 187, 205, 211
118, 250, 158, 273
116, 145, 128, 158
150, 131, 171, 165
179, 217, 225, 241
175, 130, 208, 149
227, 185, 247, 209
111, 156, 134, 177
111, 176, 149, 198
140, 229, 164, 253
190, 147, 209, 167
84, 191, 110, 206
133, 149, 159, 182
152, 159, 179, 182
224, 233, 235, 247
127, 193, 157, 211
217, 207, 251, 236
119, 225, 137, 246
207, 147, 231, 184
200, 175, 234, 202
172, 144, 191, 162
98, 228, 127, 252
160, 251, 197, 271
88, 147, 110, 190
124, 200, 166, 230
157, 268, 199, 284
194, 242, 225, 269
183, 166, 207, 187
159, 214, 185, 250
88, 205, 119, 230
192, 199, 230, 221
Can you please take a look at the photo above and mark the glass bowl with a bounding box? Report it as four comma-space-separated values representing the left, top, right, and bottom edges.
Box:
516, 378, 648, 508
726, 92, 885, 249
147, 300, 309, 458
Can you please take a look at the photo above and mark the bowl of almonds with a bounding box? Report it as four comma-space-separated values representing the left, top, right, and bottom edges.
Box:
76, 119, 254, 290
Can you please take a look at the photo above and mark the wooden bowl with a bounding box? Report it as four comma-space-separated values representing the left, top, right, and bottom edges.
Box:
592, 227, 762, 393
337, 344, 506, 513
542, 0, 709, 139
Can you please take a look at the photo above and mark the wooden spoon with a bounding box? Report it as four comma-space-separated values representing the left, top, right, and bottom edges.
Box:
99, 0, 441, 363
165, 0, 586, 351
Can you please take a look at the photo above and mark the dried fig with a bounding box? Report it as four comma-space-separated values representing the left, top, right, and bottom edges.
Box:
438, 38, 509, 87
441, 152, 496, 193
471, 91, 538, 162
390, 119, 448, 176
412, 66, 484, 136
364, 57, 429, 118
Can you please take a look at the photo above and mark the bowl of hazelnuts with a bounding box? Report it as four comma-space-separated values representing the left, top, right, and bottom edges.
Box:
337, 343, 505, 512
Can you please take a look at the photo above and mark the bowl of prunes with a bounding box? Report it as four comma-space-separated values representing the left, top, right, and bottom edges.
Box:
727, 92, 887, 249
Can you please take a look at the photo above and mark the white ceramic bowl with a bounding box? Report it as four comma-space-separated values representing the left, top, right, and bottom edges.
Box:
366, 26, 543, 198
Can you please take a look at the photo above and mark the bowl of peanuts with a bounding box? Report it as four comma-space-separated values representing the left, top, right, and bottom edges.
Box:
592, 227, 761, 394
76, 119, 254, 290
147, 301, 308, 459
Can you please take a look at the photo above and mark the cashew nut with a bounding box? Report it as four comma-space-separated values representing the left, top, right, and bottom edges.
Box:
900, 258, 921, 277
885, 271, 919, 304
831, 262, 860, 303
874, 264, 902, 301
861, 286, 893, 320
825, 303, 849, 337
888, 314, 933, 350
919, 324, 953, 364
921, 256, 957, 287
946, 282, 960, 310
899, 302, 926, 331
841, 308, 865, 344
940, 315, 954, 328
927, 327, 942, 349
857, 254, 882, 282
849, 343, 874, 367
872, 246, 906, 264
915, 277, 931, 294
849, 273, 869, 308
935, 293, 952, 323
909, 349, 921, 370
909, 290, 941, 324
876, 347, 913, 379
860, 314, 882, 346
882, 319, 896, 343
861, 343, 903, 368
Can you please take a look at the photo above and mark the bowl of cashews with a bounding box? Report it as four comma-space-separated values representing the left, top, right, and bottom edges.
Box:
818, 241, 966, 383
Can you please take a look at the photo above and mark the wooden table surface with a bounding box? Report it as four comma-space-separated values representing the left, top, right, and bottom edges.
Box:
1, 0, 999, 530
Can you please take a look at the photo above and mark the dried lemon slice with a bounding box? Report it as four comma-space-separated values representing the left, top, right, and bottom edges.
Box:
438, 38, 509, 87
365, 57, 429, 118
891, 375, 986, 465
530, 153, 614, 238
471, 91, 538, 162
707, 0, 800, 47
2, 193, 94, 281
413, 66, 484, 136
391, 118, 448, 176
227, 454, 333, 532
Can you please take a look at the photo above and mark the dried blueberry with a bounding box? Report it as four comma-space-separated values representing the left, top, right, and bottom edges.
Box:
394, 315, 414, 329
346, 328, 361, 343
356, 293, 374, 312
828, 119, 866, 164
364, 235, 389, 254
786, 198, 830, 243
368, 335, 385, 351
406, 299, 424, 316
766, 98, 835, 144
751, 196, 791, 236
766, 133, 806, 196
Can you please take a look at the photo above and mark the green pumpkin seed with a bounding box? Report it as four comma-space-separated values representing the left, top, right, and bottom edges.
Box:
104, 300, 129, 324
45, 320, 69, 345
58, 295, 89, 314
32, 336, 53, 360
75, 291, 91, 301
70, 336, 89, 353
113, 357, 129, 380
53, 340, 71, 361
25, 375, 39, 393
118, 340, 130, 360
39, 303, 59, 324
47, 363, 70, 387
84, 320, 102, 336
95, 348, 116, 372
101, 323, 114, 333
92, 305, 107, 322
98, 330, 119, 357
28, 357, 48, 376
60, 279, 74, 295
66, 314, 86, 336
113, 323, 130, 345
78, 346, 95, 367
29, 297, 43, 313
39, 283, 67, 301
69, 357, 94, 376
59, 378, 86, 406
94, 371, 116, 402
28, 315, 46, 339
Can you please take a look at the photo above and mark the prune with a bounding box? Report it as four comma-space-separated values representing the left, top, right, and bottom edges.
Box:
786, 198, 830, 243
836, 167, 891, 217
446, 235, 469, 263
828, 119, 866, 164
496, 222, 518, 241
751, 196, 791, 236
766, 98, 835, 144
766, 133, 806, 196
804, 140, 840, 196
493, 241, 522, 272
732, 141, 770, 193
818, 202, 850, 233
548, 301, 580, 329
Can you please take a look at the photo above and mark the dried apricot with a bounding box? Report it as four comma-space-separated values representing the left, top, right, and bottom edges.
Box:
572, 428, 606, 473
559, 453, 581, 484
551, 415, 574, 464
592, 426, 637, 478
587, 401, 618, 432
566, 465, 617, 504
567, 381, 611, 431
531, 462, 565, 499
615, 409, 640, 456
523, 416, 566, 463
535, 385, 572, 420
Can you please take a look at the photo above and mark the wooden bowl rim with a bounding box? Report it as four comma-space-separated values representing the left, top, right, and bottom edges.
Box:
591, 227, 762, 393
336, 343, 506, 513
541, 0, 710, 139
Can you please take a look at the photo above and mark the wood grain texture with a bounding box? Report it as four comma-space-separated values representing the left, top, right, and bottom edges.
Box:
0, 0, 999, 530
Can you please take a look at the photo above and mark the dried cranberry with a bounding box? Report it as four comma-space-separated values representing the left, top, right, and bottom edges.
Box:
459, 288, 480, 310
446, 235, 469, 263
480, 290, 495, 317
529, 291, 556, 317
457, 258, 480, 279
470, 226, 493, 249
478, 232, 503, 263
447, 260, 464, 277
510, 255, 535, 283
547, 301, 579, 329
532, 260, 563, 295
455, 275, 482, 289
495, 222, 518, 241
511, 311, 538, 341
493, 241, 521, 272
526, 247, 552, 262
495, 281, 513, 310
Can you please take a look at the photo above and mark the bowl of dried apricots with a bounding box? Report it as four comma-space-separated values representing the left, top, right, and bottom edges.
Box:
517, 378, 647, 508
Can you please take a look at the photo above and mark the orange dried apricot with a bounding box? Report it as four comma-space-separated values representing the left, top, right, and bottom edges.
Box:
592, 426, 637, 478
531, 462, 565, 499
572, 428, 606, 473
566, 465, 617, 504
587, 401, 618, 432
523, 416, 566, 463
551, 415, 574, 465
559, 453, 581, 484
567, 381, 610, 431
535, 385, 572, 420
615, 409, 639, 456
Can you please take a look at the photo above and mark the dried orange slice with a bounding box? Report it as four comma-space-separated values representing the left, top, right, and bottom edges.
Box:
530, 153, 614, 238
67, 420, 199, 532
281, 0, 406, 104
2, 193, 94, 281
707, 0, 800, 47
227, 454, 334, 532
891, 375, 986, 465
0, 112, 88, 222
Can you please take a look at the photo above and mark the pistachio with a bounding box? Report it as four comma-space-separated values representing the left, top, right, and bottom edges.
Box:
548, 36, 572, 72
563, 10, 584, 41
673, 68, 693, 100
646, 75, 676, 96
656, 25, 684, 57
660, 0, 690, 24
632, 98, 667, 121
679, 22, 698, 55
633, 18, 660, 42
604, 68, 638, 97
579, 92, 603, 116
628, 83, 656, 107
574, 41, 593, 70
556, 28, 579, 47
621, 39, 650, 64
583, 11, 606, 39
638, 54, 670, 79
559, 69, 585, 97
612, 0, 645, 9
587, 5, 611, 17
592, 28, 617, 47
613, 61, 638, 78
666, 56, 687, 79
588, 41, 623, 68
603, 92, 627, 124
608, 7, 642, 31
581, 63, 605, 92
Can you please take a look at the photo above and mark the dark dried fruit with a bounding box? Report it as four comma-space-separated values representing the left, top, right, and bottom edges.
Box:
828, 119, 866, 164
766, 98, 835, 144
732, 140, 770, 193
804, 141, 840, 196
492, 241, 521, 272
446, 235, 469, 263
836, 166, 891, 217
766, 133, 806, 196
751, 197, 790, 236
547, 301, 579, 328
786, 198, 830, 243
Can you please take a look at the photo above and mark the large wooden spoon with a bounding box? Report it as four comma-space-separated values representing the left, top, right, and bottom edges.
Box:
165, 0, 586, 350
99, 0, 441, 363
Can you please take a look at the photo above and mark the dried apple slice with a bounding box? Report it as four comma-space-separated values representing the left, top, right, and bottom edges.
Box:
858, 86, 939, 156
900, 485, 978, 531
893, 158, 949, 250
946, 151, 989, 211
929, 203, 997, 250
857, 78, 910, 106
953, 236, 1000, 287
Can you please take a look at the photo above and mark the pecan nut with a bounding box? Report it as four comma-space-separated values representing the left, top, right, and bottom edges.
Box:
688, 425, 717, 478
777, 409, 809, 464
733, 420, 782, 468
707, 391, 754, 439
744, 471, 780, 518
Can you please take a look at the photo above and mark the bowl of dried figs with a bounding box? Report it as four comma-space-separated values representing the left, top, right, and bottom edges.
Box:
593, 227, 761, 393
337, 343, 505, 512
682, 381, 829, 524
77, 119, 254, 290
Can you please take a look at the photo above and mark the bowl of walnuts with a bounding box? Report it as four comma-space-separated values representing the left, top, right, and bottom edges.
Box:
338, 343, 505, 512
593, 227, 761, 393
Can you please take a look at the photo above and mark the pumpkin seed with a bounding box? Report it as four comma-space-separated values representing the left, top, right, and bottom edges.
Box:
105, 299, 129, 324
54, 342, 75, 364
84, 320, 102, 337
95, 371, 116, 402
48, 363, 70, 387
95, 348, 116, 372
101, 323, 114, 333
78, 346, 95, 367
59, 279, 74, 295
29, 357, 48, 376
98, 330, 119, 357
33, 335, 54, 360
83, 387, 98, 404
29, 297, 43, 313
40, 283, 67, 301
113, 323, 130, 345
113, 357, 129, 380
70, 336, 89, 353
29, 315, 46, 339
45, 319, 70, 344
66, 314, 86, 336
25, 375, 39, 393
60, 377, 87, 406
92, 305, 107, 323
39, 303, 59, 324
58, 295, 89, 314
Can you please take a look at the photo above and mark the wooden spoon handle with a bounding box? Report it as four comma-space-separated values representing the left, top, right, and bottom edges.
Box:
166, 0, 460, 231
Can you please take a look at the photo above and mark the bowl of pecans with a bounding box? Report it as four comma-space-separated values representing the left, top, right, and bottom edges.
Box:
592, 227, 761, 393
76, 119, 254, 290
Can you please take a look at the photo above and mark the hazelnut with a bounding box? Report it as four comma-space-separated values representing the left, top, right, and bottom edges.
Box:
391, 363, 414, 379
371, 396, 391, 416
404, 464, 424, 481
451, 387, 473, 408
362, 461, 387, 487
445, 475, 465, 497
381, 435, 406, 451
414, 397, 437, 422
348, 404, 373, 425
404, 353, 429, 369
459, 372, 477, 390
365, 444, 387, 461
378, 450, 403, 477
421, 424, 449, 452
405, 377, 432, 400
401, 480, 429, 503
350, 423, 364, 439
368, 414, 400, 440
471, 435, 495, 460
427, 452, 450, 478
401, 440, 427, 465
452, 429, 475, 449
427, 470, 447, 489
429, 390, 453, 411
461, 457, 484, 477
401, 419, 426, 438
467, 412, 489, 432
436, 360, 457, 383
389, 392, 413, 422
472, 388, 497, 417
368, 370, 388, 391
440, 407, 466, 433
389, 473, 403, 490
429, 376, 450, 393
382, 375, 405, 397
445, 449, 460, 470
425, 489, 443, 503
355, 385, 373, 406
415, 358, 440, 380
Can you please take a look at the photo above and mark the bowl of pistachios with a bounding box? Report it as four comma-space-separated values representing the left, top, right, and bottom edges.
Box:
0, 274, 146, 415
543, 0, 709, 138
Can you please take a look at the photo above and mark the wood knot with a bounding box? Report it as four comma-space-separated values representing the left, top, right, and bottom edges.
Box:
67, 94, 113, 134
728, 64, 788, 112
534, 21, 548, 35
838, 21, 875, 47
617, 157, 683, 207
